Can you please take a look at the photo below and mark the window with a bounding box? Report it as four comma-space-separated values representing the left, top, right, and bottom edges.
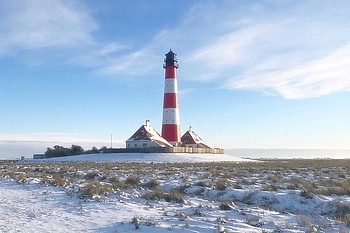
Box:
142, 143, 147, 148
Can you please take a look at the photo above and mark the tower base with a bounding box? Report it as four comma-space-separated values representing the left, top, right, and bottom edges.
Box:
106, 147, 224, 154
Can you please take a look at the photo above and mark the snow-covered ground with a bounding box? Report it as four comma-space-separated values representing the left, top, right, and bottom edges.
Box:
1, 154, 350, 232
34, 152, 250, 163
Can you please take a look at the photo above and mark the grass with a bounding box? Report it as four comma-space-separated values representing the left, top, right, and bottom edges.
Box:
49, 174, 65, 186
297, 216, 310, 226
3, 159, 350, 218
262, 184, 280, 191
300, 190, 314, 199
242, 190, 256, 204
142, 179, 161, 189
132, 216, 140, 229
219, 201, 236, 210
216, 178, 229, 191
143, 189, 185, 203
3, 159, 350, 198
79, 182, 113, 199
125, 175, 141, 186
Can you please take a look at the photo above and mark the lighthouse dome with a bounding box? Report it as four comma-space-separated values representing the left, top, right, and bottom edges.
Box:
164, 49, 178, 68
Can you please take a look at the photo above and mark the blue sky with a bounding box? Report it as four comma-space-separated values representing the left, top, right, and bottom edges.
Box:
0, 0, 349, 157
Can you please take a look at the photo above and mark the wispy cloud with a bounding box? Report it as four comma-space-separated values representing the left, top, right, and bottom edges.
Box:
187, 24, 267, 66
0, 0, 97, 55
177, 1, 350, 99
178, 88, 195, 96
2, 1, 350, 99
227, 44, 350, 99
120, 1, 350, 99
95, 49, 159, 76
66, 43, 132, 68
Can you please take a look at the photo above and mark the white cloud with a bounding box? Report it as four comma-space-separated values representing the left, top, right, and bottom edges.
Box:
186, 24, 268, 69
175, 1, 350, 99
178, 88, 195, 96
226, 43, 350, 99
66, 43, 131, 68
2, 0, 350, 99
95, 49, 159, 76
0, 0, 97, 55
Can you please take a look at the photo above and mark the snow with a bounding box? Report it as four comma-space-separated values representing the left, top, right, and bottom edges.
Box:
1, 178, 348, 232
0, 179, 152, 232
33, 152, 250, 163
1, 154, 350, 232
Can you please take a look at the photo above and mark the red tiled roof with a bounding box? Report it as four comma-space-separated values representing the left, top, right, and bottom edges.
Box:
127, 122, 173, 147
181, 127, 211, 149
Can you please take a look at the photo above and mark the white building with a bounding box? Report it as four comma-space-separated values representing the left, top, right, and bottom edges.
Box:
126, 120, 173, 149
181, 126, 211, 148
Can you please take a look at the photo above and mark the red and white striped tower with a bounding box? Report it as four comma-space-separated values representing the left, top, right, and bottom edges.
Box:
161, 49, 181, 146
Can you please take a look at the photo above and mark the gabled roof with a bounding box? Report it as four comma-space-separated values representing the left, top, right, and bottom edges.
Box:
126, 120, 173, 147
181, 126, 211, 149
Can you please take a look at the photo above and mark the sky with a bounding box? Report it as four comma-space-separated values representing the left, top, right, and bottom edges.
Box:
0, 0, 349, 158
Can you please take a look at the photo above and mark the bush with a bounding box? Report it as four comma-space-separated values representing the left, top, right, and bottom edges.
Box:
125, 175, 141, 186
262, 184, 280, 191
143, 189, 185, 203
220, 201, 236, 211
80, 182, 113, 199
196, 180, 211, 187
242, 190, 256, 204
84, 172, 99, 180
164, 190, 185, 203
143, 189, 166, 201
297, 216, 310, 226
132, 216, 140, 229
142, 179, 160, 189
333, 200, 350, 219
50, 174, 65, 186
216, 178, 228, 191
300, 190, 314, 199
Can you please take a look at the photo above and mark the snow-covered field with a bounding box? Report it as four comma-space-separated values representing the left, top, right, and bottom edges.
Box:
34, 152, 250, 163
1, 153, 350, 232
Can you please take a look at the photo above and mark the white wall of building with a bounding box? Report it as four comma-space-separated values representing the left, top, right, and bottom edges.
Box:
126, 140, 162, 149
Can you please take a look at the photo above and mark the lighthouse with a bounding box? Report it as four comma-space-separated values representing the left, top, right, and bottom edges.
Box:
124, 49, 224, 154
161, 49, 181, 146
